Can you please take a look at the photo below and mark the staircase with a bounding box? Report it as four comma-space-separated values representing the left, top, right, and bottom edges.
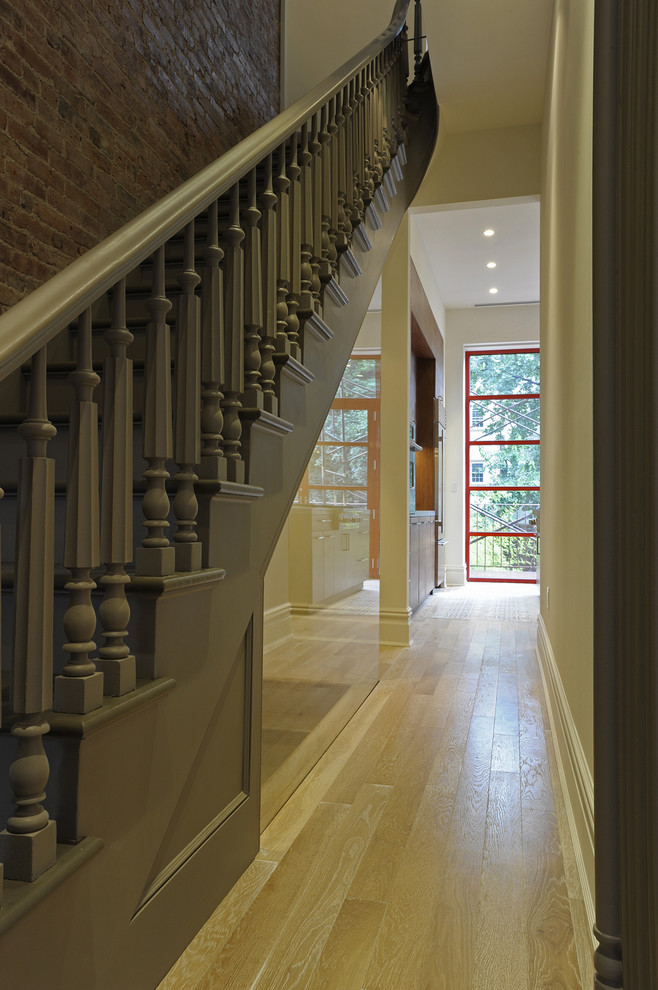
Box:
0, 2, 437, 985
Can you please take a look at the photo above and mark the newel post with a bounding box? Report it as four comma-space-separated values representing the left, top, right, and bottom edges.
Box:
0, 347, 57, 881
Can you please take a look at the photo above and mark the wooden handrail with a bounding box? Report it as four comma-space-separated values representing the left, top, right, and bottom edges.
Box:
0, 0, 410, 382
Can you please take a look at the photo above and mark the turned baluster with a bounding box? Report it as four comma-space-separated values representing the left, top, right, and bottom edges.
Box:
327, 97, 340, 276
334, 88, 350, 255
374, 53, 387, 183
309, 113, 325, 311
319, 103, 335, 285
173, 221, 202, 571
349, 78, 365, 230
199, 200, 227, 481
54, 307, 104, 714
221, 183, 245, 482
414, 0, 424, 79
243, 168, 264, 408
287, 134, 302, 354
339, 84, 353, 246
298, 122, 315, 328
364, 63, 377, 202
0, 347, 57, 881
97, 280, 136, 697
136, 244, 175, 576
274, 141, 292, 355
357, 69, 374, 211
258, 153, 278, 414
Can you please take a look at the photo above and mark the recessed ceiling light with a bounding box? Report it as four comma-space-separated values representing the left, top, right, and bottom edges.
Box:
489, 287, 499, 294
483, 228, 495, 237
486, 261, 497, 269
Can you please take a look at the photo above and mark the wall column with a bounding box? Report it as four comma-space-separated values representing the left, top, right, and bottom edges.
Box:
379, 212, 411, 645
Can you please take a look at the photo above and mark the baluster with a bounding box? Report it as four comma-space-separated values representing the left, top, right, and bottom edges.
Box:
328, 98, 340, 276
298, 122, 315, 329
319, 103, 335, 285
54, 308, 104, 714
287, 135, 302, 357
365, 63, 378, 203
243, 168, 264, 408
0, 347, 57, 881
339, 84, 353, 247
309, 113, 324, 311
274, 142, 292, 355
349, 78, 365, 230
371, 56, 384, 192
335, 89, 350, 255
97, 280, 136, 696
258, 153, 278, 414
358, 69, 373, 212
199, 200, 227, 481
221, 183, 245, 482
173, 221, 202, 571
136, 245, 175, 576
414, 0, 423, 80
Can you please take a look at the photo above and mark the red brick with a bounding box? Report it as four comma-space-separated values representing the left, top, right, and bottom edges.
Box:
1, 0, 281, 309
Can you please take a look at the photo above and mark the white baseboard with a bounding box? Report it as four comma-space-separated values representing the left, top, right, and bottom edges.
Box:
379, 607, 412, 647
263, 603, 292, 653
446, 564, 466, 587
536, 615, 595, 938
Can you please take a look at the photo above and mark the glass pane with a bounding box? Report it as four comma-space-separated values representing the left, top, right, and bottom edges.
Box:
308, 487, 368, 506
469, 534, 538, 580
335, 358, 380, 398
309, 444, 368, 487
469, 443, 540, 488
470, 491, 539, 533
469, 351, 540, 396
320, 408, 368, 443
469, 397, 540, 442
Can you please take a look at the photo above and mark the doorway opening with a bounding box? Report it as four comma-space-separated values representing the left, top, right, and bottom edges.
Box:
465, 347, 540, 582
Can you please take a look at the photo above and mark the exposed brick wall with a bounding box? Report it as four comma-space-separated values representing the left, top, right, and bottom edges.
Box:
0, 0, 280, 312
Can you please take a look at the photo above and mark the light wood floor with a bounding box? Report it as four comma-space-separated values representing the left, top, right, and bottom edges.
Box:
159, 592, 594, 989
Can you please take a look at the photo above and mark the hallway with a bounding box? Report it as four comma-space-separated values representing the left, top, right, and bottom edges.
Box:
159, 585, 593, 989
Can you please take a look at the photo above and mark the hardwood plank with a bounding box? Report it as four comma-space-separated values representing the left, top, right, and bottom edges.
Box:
198, 802, 351, 989
305, 897, 386, 990
252, 783, 392, 989
523, 806, 582, 989
349, 720, 447, 902
157, 857, 277, 990
361, 784, 455, 989
323, 680, 417, 804
471, 770, 528, 990
260, 686, 392, 862
261, 680, 375, 828
491, 731, 520, 773
422, 715, 495, 988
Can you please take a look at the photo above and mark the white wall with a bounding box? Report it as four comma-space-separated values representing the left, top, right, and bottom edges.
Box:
444, 305, 540, 585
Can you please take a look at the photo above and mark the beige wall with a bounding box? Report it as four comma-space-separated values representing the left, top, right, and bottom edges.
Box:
282, 0, 389, 107
413, 124, 542, 210
444, 306, 540, 585
540, 0, 594, 775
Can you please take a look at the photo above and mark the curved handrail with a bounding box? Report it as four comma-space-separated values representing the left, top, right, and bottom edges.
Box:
0, 0, 410, 380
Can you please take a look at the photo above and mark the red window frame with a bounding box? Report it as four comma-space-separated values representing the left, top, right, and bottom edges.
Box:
465, 347, 540, 584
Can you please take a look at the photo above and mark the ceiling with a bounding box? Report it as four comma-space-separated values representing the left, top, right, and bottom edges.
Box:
411, 201, 541, 309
